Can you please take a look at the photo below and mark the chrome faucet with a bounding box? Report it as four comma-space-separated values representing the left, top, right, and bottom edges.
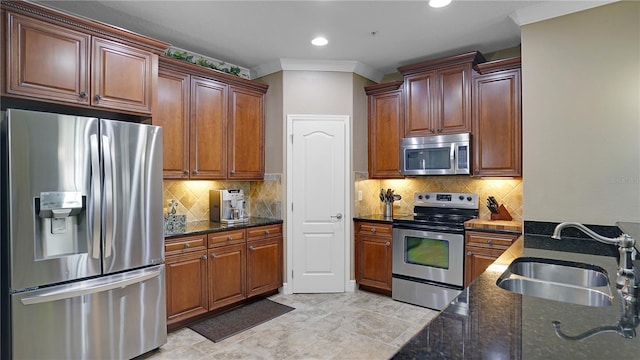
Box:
552, 222, 639, 296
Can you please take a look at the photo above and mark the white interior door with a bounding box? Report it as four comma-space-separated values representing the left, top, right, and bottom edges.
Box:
288, 114, 349, 293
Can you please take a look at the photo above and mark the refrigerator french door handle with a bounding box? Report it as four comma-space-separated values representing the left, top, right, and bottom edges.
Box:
102, 135, 113, 258
20, 267, 163, 305
90, 134, 101, 260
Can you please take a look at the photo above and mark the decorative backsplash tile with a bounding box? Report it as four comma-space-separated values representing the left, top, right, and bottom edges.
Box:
163, 174, 283, 223
355, 176, 523, 223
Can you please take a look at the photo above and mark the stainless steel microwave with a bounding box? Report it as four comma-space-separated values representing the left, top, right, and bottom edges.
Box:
400, 133, 470, 175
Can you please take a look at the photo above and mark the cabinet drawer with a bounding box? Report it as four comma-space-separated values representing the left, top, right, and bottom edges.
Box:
247, 224, 282, 240
165, 235, 207, 255
357, 222, 392, 237
465, 230, 518, 248
208, 230, 245, 248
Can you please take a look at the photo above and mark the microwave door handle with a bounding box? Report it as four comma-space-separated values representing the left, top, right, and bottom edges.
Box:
450, 144, 456, 172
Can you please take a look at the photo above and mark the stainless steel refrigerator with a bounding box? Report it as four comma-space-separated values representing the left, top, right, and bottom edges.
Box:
0, 109, 167, 359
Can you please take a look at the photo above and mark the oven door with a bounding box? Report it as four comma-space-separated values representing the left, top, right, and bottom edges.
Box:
392, 227, 464, 287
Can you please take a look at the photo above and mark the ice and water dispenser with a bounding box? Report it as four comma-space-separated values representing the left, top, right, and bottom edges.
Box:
35, 191, 86, 259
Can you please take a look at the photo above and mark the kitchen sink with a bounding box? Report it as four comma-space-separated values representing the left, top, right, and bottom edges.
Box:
496, 257, 614, 307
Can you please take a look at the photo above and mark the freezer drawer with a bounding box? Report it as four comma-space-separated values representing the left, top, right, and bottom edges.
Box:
11, 265, 167, 359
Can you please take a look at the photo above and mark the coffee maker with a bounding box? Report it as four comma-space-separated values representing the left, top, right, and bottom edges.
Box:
209, 189, 247, 224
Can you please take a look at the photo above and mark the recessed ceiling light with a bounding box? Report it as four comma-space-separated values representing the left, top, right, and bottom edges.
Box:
429, 0, 451, 8
311, 37, 328, 46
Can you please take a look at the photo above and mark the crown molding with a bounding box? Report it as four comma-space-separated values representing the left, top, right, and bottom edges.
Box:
509, 0, 618, 26
251, 59, 384, 83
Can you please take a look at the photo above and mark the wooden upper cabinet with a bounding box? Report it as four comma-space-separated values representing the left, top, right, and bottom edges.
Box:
399, 51, 485, 137
228, 85, 265, 180
156, 57, 268, 180
190, 76, 228, 179
2, 2, 168, 115
365, 81, 404, 179
157, 66, 190, 178
5, 13, 90, 104
91, 37, 154, 114
472, 57, 522, 177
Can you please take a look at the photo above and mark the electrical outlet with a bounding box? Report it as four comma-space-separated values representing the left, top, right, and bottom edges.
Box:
357, 190, 363, 201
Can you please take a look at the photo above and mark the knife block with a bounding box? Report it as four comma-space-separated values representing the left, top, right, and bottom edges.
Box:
490, 204, 513, 221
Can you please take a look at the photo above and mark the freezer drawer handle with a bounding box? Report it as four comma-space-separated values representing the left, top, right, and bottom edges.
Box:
20, 268, 163, 305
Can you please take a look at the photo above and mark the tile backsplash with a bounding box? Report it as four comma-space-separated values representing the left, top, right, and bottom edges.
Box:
163, 174, 283, 223
354, 173, 523, 223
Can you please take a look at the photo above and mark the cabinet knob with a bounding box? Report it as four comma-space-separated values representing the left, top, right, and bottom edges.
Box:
183, 170, 189, 176
429, 128, 435, 133
487, 239, 493, 244
79, 91, 87, 99
95, 94, 103, 101
467, 251, 472, 256
192, 170, 199, 175
249, 245, 255, 251
202, 255, 207, 260
370, 228, 376, 233
265, 230, 270, 235
227, 236, 233, 241
211, 253, 216, 258
385, 241, 390, 247
184, 243, 190, 249
437, 128, 442, 133
231, 170, 235, 175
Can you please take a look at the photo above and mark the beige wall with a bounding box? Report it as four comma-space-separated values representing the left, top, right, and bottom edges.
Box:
259, 71, 284, 174
352, 73, 375, 173
521, 1, 640, 225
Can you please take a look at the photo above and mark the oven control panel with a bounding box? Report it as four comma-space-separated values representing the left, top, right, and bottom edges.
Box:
414, 192, 478, 209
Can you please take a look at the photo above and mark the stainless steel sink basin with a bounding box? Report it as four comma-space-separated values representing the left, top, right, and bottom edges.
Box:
496, 257, 614, 307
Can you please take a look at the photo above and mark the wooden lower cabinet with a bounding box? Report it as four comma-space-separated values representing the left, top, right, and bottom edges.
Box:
165, 235, 208, 325
464, 230, 519, 287
208, 243, 246, 310
165, 224, 283, 328
354, 220, 393, 294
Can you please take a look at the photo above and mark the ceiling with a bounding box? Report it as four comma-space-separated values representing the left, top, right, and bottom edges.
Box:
36, 1, 615, 81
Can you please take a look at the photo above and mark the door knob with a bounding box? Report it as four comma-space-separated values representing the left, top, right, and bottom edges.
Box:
331, 213, 343, 220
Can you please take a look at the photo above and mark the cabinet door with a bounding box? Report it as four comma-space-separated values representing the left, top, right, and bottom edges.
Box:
436, 64, 472, 135
464, 245, 506, 287
367, 85, 404, 179
472, 69, 522, 176
404, 72, 436, 137
165, 251, 208, 325
247, 237, 282, 298
189, 76, 228, 179
91, 37, 154, 114
228, 86, 265, 180
156, 66, 190, 179
356, 234, 393, 291
208, 243, 246, 310
6, 13, 90, 104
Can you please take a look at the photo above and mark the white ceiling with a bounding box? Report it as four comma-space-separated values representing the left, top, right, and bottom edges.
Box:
37, 1, 615, 81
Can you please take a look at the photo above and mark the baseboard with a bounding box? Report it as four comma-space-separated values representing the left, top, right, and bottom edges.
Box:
346, 279, 356, 292
281, 282, 292, 295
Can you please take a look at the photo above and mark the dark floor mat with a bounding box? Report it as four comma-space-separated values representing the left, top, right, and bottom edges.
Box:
188, 299, 295, 342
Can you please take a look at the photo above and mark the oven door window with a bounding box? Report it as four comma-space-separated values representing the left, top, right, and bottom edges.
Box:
405, 236, 449, 269
406, 147, 451, 171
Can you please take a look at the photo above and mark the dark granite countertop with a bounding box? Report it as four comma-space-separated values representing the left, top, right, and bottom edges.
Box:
164, 217, 283, 239
353, 214, 413, 223
392, 232, 640, 359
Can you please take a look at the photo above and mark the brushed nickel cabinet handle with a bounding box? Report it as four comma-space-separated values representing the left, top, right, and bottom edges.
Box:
265, 230, 270, 235
467, 251, 472, 256
202, 255, 207, 260
249, 246, 255, 251
487, 239, 493, 244
183, 170, 189, 176
211, 253, 216, 258
79, 91, 87, 99
437, 128, 442, 133
184, 243, 190, 248
95, 94, 103, 101
192, 170, 199, 175
227, 236, 233, 241
370, 228, 377, 233
385, 241, 390, 247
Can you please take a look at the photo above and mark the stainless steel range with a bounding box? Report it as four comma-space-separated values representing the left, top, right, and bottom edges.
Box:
392, 192, 478, 310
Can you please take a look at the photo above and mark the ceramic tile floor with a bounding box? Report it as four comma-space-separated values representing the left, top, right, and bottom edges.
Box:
141, 290, 439, 360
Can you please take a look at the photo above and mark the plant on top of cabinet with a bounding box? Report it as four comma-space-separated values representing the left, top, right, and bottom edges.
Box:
2, 1, 169, 116
472, 57, 522, 177
399, 51, 485, 137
